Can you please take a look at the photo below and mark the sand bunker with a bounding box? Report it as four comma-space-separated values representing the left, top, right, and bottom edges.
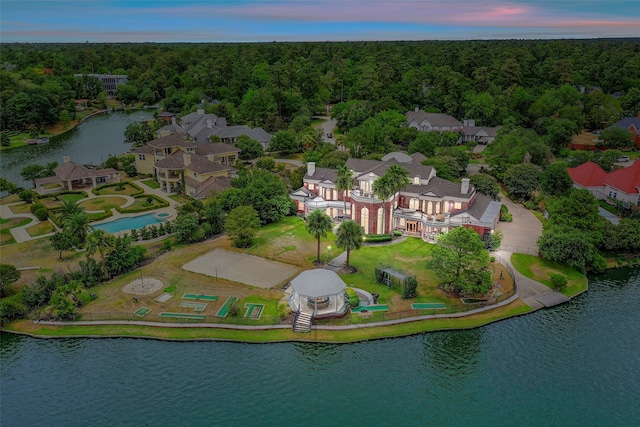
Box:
182, 248, 298, 289
122, 277, 164, 295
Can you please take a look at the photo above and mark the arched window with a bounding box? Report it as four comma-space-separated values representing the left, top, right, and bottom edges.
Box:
435, 202, 441, 214
361, 207, 369, 234
377, 207, 384, 234
427, 201, 433, 214
409, 198, 420, 210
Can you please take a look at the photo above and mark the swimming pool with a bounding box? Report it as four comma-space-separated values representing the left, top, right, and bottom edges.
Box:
93, 213, 165, 234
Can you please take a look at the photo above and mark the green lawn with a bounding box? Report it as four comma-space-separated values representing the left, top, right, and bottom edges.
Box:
0, 217, 32, 245
511, 253, 588, 297
93, 183, 143, 196
26, 220, 56, 237
338, 237, 447, 306
245, 216, 336, 265
39, 193, 87, 210
79, 196, 128, 211
140, 179, 160, 189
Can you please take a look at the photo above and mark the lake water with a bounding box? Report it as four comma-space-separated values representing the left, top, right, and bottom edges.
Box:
2, 267, 639, 426
0, 110, 156, 188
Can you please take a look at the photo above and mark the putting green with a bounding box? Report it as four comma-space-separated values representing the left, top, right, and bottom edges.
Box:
134, 307, 151, 317
179, 301, 208, 312
244, 303, 265, 320
351, 305, 389, 313
216, 297, 238, 318
160, 312, 206, 320
182, 293, 218, 301
411, 303, 446, 309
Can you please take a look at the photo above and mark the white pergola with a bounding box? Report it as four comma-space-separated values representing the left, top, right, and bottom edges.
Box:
288, 269, 348, 317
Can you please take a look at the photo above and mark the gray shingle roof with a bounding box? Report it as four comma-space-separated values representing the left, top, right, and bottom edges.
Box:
148, 133, 196, 149
406, 110, 463, 128
195, 143, 240, 156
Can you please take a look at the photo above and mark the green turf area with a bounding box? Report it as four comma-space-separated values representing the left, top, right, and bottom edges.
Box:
352, 305, 389, 313
412, 303, 446, 309
244, 303, 265, 319
182, 293, 218, 301
160, 312, 206, 320
179, 301, 208, 312
141, 179, 160, 189
216, 297, 238, 318
134, 307, 151, 317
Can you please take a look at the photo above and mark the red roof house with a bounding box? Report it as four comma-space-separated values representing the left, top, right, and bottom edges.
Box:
603, 161, 640, 205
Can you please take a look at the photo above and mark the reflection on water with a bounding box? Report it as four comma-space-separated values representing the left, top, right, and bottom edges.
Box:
1, 267, 639, 427
0, 110, 155, 188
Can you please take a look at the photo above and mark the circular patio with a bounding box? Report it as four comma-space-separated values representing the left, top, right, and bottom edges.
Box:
288, 269, 348, 318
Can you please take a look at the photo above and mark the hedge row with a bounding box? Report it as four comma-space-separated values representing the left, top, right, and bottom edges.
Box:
364, 233, 392, 243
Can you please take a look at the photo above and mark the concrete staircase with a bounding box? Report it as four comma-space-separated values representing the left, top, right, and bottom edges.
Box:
293, 311, 313, 333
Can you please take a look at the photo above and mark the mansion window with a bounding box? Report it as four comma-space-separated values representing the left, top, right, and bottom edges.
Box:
454, 202, 462, 209
413, 176, 420, 185
138, 154, 146, 160
409, 198, 420, 210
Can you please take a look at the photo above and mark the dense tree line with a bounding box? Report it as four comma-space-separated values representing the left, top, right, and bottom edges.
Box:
2, 40, 639, 135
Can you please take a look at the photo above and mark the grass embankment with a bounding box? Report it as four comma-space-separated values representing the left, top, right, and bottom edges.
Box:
511, 253, 588, 297
5, 300, 530, 343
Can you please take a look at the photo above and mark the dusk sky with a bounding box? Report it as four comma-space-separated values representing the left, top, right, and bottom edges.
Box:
2, 0, 640, 43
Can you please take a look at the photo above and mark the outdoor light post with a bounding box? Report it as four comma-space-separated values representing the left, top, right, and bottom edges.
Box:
327, 245, 332, 262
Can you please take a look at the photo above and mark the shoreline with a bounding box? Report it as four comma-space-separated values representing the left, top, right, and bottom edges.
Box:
1, 296, 539, 343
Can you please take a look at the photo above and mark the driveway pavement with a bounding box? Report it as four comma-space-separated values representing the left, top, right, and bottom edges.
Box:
496, 196, 542, 255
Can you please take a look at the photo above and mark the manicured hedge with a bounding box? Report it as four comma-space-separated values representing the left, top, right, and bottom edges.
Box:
364, 233, 392, 243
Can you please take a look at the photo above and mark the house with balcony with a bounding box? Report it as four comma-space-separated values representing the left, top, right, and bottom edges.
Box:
290, 152, 502, 242
132, 133, 238, 197
158, 109, 272, 149
34, 156, 120, 194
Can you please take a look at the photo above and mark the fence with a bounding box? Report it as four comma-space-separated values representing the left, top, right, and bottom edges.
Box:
497, 244, 538, 256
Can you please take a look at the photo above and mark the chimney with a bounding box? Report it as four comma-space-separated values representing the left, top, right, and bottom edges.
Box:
207, 119, 213, 129
183, 152, 191, 166
468, 119, 475, 127
461, 178, 470, 194
207, 154, 215, 162
415, 106, 419, 112
171, 116, 176, 126
307, 162, 316, 176
63, 155, 71, 163
197, 108, 204, 116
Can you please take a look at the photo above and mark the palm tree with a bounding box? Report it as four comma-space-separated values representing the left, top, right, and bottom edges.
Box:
58, 199, 82, 223
64, 211, 92, 246
86, 229, 115, 278
305, 209, 333, 264
385, 165, 410, 195
335, 165, 354, 218
336, 220, 364, 270
372, 166, 410, 233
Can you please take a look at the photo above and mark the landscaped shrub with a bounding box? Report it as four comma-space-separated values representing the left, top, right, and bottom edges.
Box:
590, 253, 608, 274
364, 234, 392, 243
0, 296, 28, 326
30, 203, 46, 214
130, 228, 139, 241
34, 207, 49, 221
500, 204, 512, 222
116, 194, 169, 214
402, 277, 418, 299
140, 226, 151, 240
93, 182, 144, 196
345, 287, 360, 307
393, 230, 403, 237
550, 273, 568, 290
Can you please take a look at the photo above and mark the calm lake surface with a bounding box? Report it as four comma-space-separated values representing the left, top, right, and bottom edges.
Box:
2, 267, 639, 427
0, 110, 155, 188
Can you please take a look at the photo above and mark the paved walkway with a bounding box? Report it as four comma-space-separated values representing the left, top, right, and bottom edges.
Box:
0, 202, 55, 243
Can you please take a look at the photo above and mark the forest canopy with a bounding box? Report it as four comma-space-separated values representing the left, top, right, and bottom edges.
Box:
1, 39, 639, 136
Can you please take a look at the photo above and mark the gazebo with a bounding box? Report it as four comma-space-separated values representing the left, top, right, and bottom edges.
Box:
288, 269, 348, 318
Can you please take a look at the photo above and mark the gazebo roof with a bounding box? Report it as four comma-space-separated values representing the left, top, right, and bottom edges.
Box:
291, 269, 346, 298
